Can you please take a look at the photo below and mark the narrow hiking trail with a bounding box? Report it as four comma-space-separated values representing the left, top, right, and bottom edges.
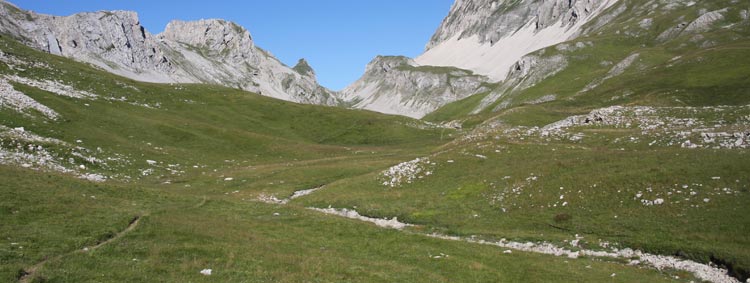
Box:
18, 215, 144, 283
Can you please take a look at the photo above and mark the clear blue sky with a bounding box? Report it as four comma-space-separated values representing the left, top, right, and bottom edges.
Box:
10, 0, 454, 90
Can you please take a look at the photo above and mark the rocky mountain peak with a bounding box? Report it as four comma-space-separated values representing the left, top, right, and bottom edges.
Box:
293, 58, 315, 77
89, 10, 140, 22
0, 2, 339, 106
0, 3, 174, 80
364, 56, 415, 74
160, 19, 254, 56
342, 54, 488, 118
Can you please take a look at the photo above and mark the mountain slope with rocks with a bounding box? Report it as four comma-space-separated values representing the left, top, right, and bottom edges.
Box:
343, 0, 620, 118
0, 0, 338, 105
416, 0, 620, 82
432, 0, 750, 118
341, 56, 491, 118
347, 0, 750, 120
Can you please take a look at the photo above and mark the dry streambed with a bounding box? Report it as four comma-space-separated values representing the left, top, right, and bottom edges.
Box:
259, 185, 741, 283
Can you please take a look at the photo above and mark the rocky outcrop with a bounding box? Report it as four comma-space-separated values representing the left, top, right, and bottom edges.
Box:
0, 3, 176, 82
341, 56, 489, 118
684, 9, 727, 33
578, 52, 639, 94
293, 59, 315, 77
658, 8, 728, 42
342, 0, 620, 118
0, 1, 339, 106
473, 53, 569, 113
159, 19, 254, 55
157, 19, 338, 105
416, 0, 620, 81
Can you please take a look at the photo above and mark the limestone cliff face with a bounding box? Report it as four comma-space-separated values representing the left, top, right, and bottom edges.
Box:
157, 19, 338, 105
417, 0, 620, 82
160, 19, 254, 56
425, 0, 613, 51
0, 1, 339, 106
343, 0, 620, 118
0, 4, 176, 82
341, 56, 489, 119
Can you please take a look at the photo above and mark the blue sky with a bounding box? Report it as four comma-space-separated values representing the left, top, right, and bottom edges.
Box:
10, 0, 454, 90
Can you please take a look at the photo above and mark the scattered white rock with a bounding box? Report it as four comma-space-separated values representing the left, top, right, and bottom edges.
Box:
4, 75, 98, 99
497, 105, 750, 149
426, 233, 739, 283
257, 194, 288, 205
290, 185, 325, 199
309, 207, 411, 230
0, 78, 60, 119
381, 157, 434, 188
1, 125, 110, 182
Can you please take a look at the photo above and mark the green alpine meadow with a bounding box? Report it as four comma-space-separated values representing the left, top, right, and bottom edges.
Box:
1, 0, 748, 282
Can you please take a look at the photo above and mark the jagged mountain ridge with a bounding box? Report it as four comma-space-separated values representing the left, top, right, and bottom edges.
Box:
1, 0, 744, 120
340, 56, 490, 118
0, 0, 339, 105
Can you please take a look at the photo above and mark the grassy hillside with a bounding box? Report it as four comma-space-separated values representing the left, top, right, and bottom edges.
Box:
0, 34, 683, 282
1, 0, 749, 281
